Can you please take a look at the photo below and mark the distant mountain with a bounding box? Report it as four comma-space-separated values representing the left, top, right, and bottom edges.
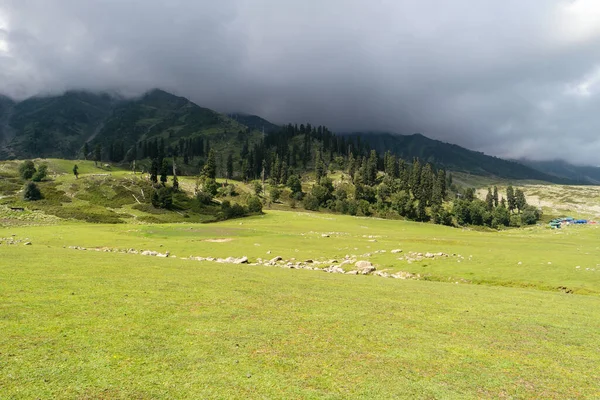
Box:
518, 159, 600, 185
229, 113, 280, 133
0, 88, 587, 183
0, 89, 261, 160
342, 132, 573, 183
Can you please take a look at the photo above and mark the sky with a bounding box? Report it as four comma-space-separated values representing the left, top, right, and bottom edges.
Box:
1, 0, 600, 164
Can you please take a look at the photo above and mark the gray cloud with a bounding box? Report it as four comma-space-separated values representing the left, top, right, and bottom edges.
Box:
1, 0, 600, 164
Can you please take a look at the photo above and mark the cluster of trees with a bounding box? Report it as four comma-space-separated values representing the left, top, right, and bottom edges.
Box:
75, 119, 541, 228
19, 160, 48, 201
19, 160, 48, 182
453, 185, 540, 228
293, 151, 453, 224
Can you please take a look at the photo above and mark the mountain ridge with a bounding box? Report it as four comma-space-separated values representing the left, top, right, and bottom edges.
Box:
0, 88, 590, 184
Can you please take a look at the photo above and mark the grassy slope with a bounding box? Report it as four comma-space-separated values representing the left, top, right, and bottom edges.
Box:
1, 213, 600, 398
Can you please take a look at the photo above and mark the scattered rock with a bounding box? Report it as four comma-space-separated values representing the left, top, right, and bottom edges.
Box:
355, 260, 376, 275
322, 234, 330, 238
270, 256, 283, 263
23, 242, 32, 246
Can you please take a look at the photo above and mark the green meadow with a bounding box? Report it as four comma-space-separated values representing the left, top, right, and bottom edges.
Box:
2, 209, 600, 398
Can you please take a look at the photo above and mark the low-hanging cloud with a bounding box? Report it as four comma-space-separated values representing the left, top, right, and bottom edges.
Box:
1, 0, 600, 164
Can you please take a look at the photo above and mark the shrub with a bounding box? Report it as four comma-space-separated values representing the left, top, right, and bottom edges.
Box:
31, 165, 48, 182
521, 205, 541, 225
152, 187, 173, 209
269, 186, 281, 202
303, 194, 320, 211
19, 161, 36, 180
23, 182, 43, 201
247, 196, 263, 213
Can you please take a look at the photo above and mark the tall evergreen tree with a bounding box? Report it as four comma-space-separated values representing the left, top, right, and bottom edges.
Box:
83, 143, 89, 160
485, 188, 494, 211
226, 153, 234, 181
515, 189, 527, 213
203, 149, 217, 179
160, 159, 169, 185
507, 185, 516, 212
366, 150, 378, 186
94, 144, 102, 166
150, 158, 159, 183
315, 151, 325, 181
493, 186, 499, 207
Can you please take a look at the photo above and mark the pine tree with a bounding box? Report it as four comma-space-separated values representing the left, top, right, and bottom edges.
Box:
73, 164, 79, 179
315, 151, 325, 181
493, 186, 499, 207
515, 189, 527, 212
347, 152, 356, 181
485, 188, 494, 211
83, 143, 89, 160
366, 150, 378, 186
203, 149, 217, 179
94, 144, 102, 166
507, 185, 516, 212
150, 158, 159, 183
226, 153, 234, 181
419, 163, 434, 205
410, 158, 422, 197
432, 170, 445, 206
160, 159, 169, 185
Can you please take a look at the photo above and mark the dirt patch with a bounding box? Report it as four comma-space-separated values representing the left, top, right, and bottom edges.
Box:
204, 238, 233, 243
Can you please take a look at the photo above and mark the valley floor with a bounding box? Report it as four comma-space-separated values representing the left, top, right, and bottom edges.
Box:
1, 211, 600, 398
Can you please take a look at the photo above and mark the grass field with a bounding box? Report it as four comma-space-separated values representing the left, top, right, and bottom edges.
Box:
2, 210, 600, 398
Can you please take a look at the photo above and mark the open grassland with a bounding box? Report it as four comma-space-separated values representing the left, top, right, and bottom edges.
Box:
2, 211, 600, 398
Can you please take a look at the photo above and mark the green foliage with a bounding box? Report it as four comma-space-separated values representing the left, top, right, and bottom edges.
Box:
160, 159, 169, 184
269, 186, 281, 202
151, 187, 173, 209
303, 194, 320, 211
507, 185, 516, 212
521, 205, 541, 225
23, 182, 43, 201
73, 164, 79, 179
247, 196, 263, 213
252, 181, 263, 196
31, 164, 48, 182
202, 149, 217, 179
19, 160, 36, 180
286, 175, 302, 195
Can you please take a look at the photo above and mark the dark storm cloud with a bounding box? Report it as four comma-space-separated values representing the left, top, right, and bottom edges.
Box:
1, 0, 600, 163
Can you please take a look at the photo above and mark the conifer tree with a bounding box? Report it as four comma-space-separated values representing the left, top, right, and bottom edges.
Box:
486, 188, 494, 211
203, 149, 217, 179
493, 186, 499, 207
160, 159, 169, 185
226, 153, 234, 181
507, 185, 516, 212
150, 158, 159, 183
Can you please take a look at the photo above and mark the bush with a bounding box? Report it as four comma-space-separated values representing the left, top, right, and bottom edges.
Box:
269, 186, 281, 202
31, 165, 48, 182
196, 190, 213, 205
286, 175, 302, 195
521, 205, 541, 225
23, 182, 43, 201
247, 196, 263, 213
19, 161, 36, 180
152, 187, 173, 209
303, 194, 320, 211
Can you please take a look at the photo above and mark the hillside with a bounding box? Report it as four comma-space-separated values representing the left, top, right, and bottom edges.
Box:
518, 159, 600, 185
0, 89, 263, 162
0, 88, 588, 183
343, 132, 573, 184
